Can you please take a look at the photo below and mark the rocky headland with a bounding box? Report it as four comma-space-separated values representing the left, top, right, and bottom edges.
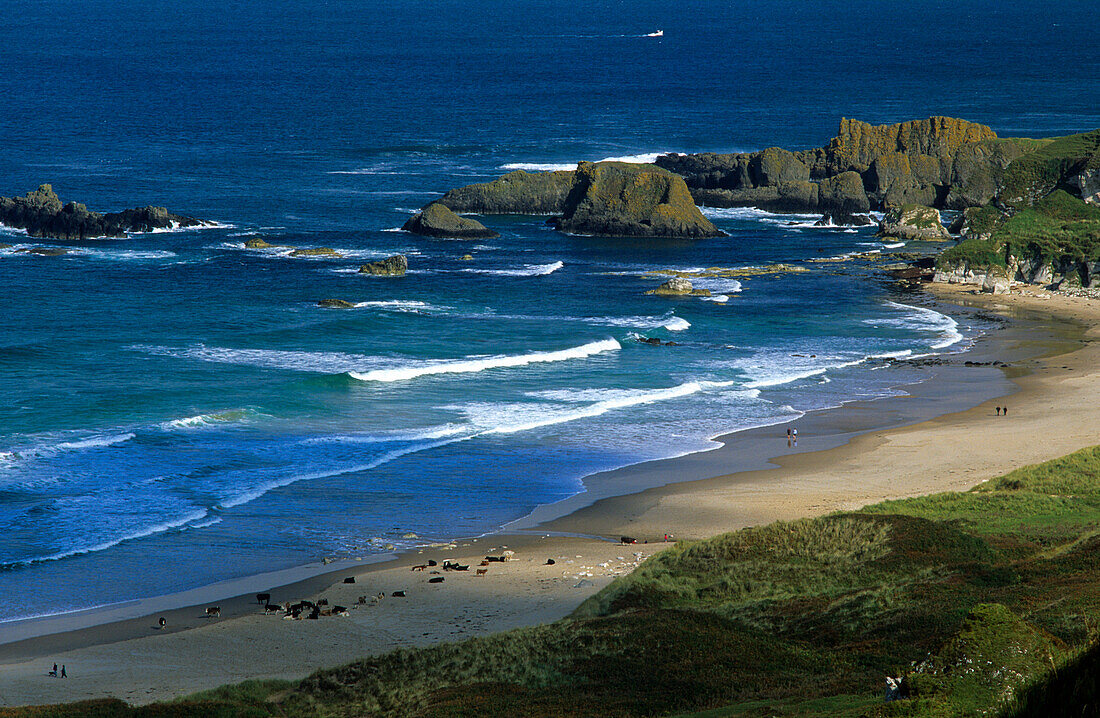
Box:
0, 185, 208, 240
402, 203, 500, 239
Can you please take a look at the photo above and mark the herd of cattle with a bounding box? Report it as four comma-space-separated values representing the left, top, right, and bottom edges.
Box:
200, 552, 519, 622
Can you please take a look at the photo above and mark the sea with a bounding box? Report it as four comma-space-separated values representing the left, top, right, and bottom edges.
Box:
0, 0, 1097, 624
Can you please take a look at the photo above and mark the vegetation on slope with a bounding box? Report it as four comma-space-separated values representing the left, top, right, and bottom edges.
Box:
12, 447, 1100, 717
938, 190, 1100, 270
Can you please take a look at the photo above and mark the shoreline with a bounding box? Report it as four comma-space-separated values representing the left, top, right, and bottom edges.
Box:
0, 295, 1015, 651
1, 285, 1097, 706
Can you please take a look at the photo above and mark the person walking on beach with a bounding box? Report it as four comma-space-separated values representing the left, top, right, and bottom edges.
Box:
1004, 406, 1009, 416
996, 406, 1001, 416
60, 665, 67, 678
49, 663, 57, 677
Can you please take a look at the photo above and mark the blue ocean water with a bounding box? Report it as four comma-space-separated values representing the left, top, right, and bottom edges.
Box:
0, 0, 1097, 623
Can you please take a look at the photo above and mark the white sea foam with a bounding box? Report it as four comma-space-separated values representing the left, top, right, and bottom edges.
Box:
353, 300, 447, 313
690, 277, 743, 294
582, 314, 690, 331
348, 338, 620, 383
162, 410, 252, 431
500, 152, 667, 172
701, 294, 730, 303
80, 249, 178, 261
455, 380, 735, 435
882, 242, 905, 249
133, 344, 385, 374
460, 260, 563, 277
870, 302, 965, 351
699, 206, 821, 224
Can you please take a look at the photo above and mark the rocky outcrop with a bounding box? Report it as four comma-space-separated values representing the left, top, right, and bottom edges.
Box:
402, 203, 500, 239
655, 117, 1014, 213
359, 254, 408, 276
815, 211, 873, 227
644, 276, 711, 296
317, 299, 357, 308
554, 162, 722, 238
438, 170, 575, 215
0, 185, 207, 240
245, 237, 289, 249
289, 247, 342, 258
1075, 167, 1100, 206
877, 205, 950, 241
459, 254, 474, 261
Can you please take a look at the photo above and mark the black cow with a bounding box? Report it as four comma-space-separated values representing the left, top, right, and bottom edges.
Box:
256, 592, 271, 605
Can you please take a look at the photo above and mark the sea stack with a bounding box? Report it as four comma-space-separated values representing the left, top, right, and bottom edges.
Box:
554, 162, 723, 238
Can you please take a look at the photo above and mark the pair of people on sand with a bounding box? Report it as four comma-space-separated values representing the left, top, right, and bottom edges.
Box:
49, 663, 66, 678
786, 427, 798, 445
995, 406, 1010, 416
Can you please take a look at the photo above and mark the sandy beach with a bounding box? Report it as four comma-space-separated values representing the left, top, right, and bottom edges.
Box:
2, 284, 1098, 708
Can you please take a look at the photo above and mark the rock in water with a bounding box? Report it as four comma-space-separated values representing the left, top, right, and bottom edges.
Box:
359, 254, 408, 276
245, 237, 284, 249
877, 204, 951, 241
645, 276, 711, 296
555, 162, 723, 238
814, 211, 874, 227
402, 203, 500, 239
459, 254, 474, 261
289, 247, 342, 257
317, 299, 357, 308
439, 170, 576, 214
0, 184, 207, 240
14, 246, 70, 256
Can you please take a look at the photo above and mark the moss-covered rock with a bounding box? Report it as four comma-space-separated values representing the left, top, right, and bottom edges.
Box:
555, 162, 722, 238
438, 170, 575, 215
289, 247, 342, 258
645, 276, 711, 296
402, 203, 500, 239
14, 246, 71, 256
359, 254, 408, 276
878, 204, 950, 241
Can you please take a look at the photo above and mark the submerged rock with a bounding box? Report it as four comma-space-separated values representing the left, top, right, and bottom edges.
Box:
439, 170, 575, 214
645, 276, 711, 296
245, 237, 287, 249
402, 203, 500, 239
878, 204, 951, 241
359, 254, 408, 276
14, 246, 70, 256
459, 254, 474, 261
317, 299, 357, 308
0, 184, 207, 240
555, 162, 723, 238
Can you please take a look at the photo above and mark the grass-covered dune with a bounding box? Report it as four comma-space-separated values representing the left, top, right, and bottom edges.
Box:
12, 448, 1100, 717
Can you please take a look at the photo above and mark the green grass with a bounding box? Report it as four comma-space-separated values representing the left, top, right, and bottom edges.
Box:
13, 446, 1100, 717
1000, 129, 1100, 206
938, 190, 1100, 270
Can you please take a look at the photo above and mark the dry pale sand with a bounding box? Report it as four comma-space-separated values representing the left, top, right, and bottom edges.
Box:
1, 285, 1098, 708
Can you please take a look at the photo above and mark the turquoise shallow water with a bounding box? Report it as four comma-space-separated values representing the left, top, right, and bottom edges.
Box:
0, 0, 1097, 622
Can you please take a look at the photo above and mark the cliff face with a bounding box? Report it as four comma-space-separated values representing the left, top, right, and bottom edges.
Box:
555, 162, 722, 238
437, 170, 575, 215
0, 184, 205, 239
